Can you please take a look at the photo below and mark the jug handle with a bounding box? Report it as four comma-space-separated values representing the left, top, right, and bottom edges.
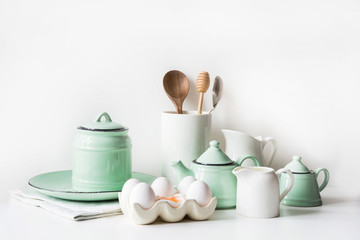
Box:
315, 168, 330, 192
236, 155, 260, 166
262, 137, 277, 167
276, 168, 294, 201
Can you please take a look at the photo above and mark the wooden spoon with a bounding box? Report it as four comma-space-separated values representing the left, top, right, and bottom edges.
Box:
196, 71, 210, 114
163, 70, 189, 114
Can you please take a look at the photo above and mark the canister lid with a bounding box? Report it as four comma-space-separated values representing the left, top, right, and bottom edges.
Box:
285, 155, 311, 173
195, 140, 234, 165
78, 112, 128, 132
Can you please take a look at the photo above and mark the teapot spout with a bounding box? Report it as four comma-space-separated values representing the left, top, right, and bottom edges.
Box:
171, 160, 194, 182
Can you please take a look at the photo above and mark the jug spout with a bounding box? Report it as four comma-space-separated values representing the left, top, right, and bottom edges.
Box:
171, 160, 194, 182
232, 166, 248, 177
221, 129, 241, 142
221, 129, 245, 161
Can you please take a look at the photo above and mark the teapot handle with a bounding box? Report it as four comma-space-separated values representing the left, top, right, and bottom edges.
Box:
236, 155, 260, 166
275, 168, 294, 201
261, 137, 277, 167
315, 168, 330, 192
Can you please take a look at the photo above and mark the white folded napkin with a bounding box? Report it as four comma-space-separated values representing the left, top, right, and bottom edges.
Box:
10, 187, 122, 221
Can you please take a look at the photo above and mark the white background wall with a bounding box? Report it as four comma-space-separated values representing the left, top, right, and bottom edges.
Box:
1, 0, 359, 202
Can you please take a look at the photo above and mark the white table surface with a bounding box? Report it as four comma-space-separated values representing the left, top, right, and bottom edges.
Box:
1, 187, 359, 240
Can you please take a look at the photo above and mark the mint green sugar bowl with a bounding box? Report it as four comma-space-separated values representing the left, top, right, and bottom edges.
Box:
72, 112, 132, 192
279, 155, 329, 207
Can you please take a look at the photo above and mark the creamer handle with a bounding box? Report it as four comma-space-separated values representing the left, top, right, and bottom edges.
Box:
276, 168, 294, 201
315, 168, 330, 192
262, 137, 277, 167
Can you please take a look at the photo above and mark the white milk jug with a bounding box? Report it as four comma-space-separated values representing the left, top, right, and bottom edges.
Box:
222, 129, 277, 167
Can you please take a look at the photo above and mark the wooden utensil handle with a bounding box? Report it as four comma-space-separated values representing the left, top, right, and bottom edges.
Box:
198, 92, 204, 114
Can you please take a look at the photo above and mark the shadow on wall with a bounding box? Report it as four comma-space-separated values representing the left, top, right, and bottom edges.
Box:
185, 78, 198, 112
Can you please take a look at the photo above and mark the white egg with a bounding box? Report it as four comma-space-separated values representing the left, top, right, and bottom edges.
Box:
130, 182, 156, 209
122, 178, 141, 198
151, 177, 176, 198
177, 176, 196, 194
186, 180, 212, 207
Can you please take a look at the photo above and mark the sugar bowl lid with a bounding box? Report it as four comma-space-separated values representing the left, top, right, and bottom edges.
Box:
285, 155, 310, 173
78, 112, 128, 132
195, 140, 234, 165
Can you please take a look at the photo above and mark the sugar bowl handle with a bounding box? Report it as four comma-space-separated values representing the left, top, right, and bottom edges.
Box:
315, 168, 330, 192
275, 168, 294, 201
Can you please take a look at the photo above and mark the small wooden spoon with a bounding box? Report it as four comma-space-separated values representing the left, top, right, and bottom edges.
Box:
196, 71, 210, 114
163, 70, 189, 114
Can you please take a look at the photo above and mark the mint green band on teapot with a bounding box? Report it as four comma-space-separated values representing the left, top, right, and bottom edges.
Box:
236, 155, 260, 166
315, 168, 330, 192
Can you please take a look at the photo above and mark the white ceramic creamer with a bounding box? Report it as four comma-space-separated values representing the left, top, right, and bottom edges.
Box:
232, 166, 294, 218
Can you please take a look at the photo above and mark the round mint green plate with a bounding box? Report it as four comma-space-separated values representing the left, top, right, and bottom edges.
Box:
28, 170, 156, 201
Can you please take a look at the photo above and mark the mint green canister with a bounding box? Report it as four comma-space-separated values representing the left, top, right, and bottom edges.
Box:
72, 112, 132, 192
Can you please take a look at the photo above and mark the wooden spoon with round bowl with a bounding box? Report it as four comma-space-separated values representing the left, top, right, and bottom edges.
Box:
163, 70, 190, 114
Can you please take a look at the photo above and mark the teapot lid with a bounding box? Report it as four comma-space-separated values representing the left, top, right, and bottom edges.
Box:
285, 155, 310, 173
195, 140, 234, 165
78, 112, 128, 132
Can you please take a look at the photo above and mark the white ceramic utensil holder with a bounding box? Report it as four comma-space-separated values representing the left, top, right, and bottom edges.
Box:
161, 111, 211, 185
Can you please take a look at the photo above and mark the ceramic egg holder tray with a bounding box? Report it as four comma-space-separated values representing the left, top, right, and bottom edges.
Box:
120, 194, 217, 224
